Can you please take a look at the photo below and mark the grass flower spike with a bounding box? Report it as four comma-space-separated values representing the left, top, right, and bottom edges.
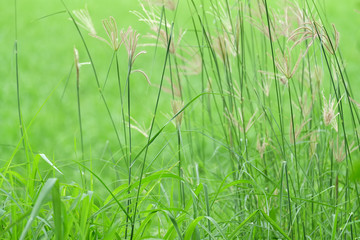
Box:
171, 100, 184, 128
143, 0, 177, 11
123, 27, 145, 64
322, 92, 341, 132
122, 27, 150, 84
331, 137, 359, 162
256, 135, 267, 159
72, 7, 96, 35
92, 16, 124, 51
73, 47, 91, 73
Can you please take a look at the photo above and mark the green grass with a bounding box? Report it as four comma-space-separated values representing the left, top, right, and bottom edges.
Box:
1, 0, 360, 239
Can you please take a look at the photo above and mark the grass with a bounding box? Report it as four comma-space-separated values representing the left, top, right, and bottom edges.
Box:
1, 0, 360, 239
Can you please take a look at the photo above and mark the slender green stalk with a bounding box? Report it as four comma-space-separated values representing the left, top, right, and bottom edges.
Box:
130, 23, 174, 240
62, 1, 125, 156
204, 184, 211, 240
124, 54, 133, 240
263, 0, 292, 236
74, 47, 85, 188
14, 0, 24, 150
103, 51, 116, 90
115, 52, 128, 172
177, 127, 185, 209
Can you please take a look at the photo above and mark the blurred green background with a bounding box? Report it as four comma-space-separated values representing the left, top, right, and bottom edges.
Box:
1, 0, 359, 169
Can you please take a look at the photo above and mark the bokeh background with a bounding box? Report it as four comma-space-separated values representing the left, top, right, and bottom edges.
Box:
1, 0, 359, 176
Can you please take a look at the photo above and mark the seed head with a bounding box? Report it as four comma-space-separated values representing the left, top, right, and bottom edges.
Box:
123, 27, 147, 65
258, 72, 272, 97
74, 47, 80, 69
73, 47, 90, 73
171, 100, 184, 128
256, 135, 267, 159
274, 47, 304, 80
132, 3, 176, 53
72, 7, 96, 36
143, 0, 177, 11
349, 97, 360, 109
322, 92, 341, 132
102, 16, 122, 50
331, 137, 358, 162
289, 21, 339, 55
309, 131, 318, 158
213, 35, 235, 63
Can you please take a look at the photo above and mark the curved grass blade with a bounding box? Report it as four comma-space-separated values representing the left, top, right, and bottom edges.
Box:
39, 154, 63, 175
52, 179, 62, 240
184, 216, 205, 240
19, 178, 58, 240
75, 162, 132, 222
229, 210, 259, 239
260, 210, 291, 240
164, 210, 183, 240
0, 210, 31, 238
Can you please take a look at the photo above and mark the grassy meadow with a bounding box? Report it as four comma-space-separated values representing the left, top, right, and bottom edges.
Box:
1, 0, 360, 239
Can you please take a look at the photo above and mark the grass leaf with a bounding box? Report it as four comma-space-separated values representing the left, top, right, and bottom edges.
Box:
19, 178, 58, 240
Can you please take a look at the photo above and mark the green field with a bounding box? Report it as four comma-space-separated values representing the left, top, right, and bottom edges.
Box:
1, 0, 360, 239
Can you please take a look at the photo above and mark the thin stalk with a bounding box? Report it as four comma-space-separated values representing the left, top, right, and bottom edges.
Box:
14, 0, 24, 149
75, 54, 85, 188
288, 81, 301, 234
177, 126, 185, 209
103, 51, 116, 90
263, 0, 286, 158
124, 55, 133, 239
263, 0, 291, 236
130, 23, 174, 240
60, 64, 74, 100
307, 5, 360, 233
204, 184, 211, 240
115, 52, 128, 169
14, 0, 32, 204
62, 1, 125, 157
284, 162, 293, 237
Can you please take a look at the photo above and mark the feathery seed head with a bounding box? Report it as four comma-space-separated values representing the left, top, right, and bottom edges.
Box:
259, 74, 272, 97
213, 35, 235, 63
74, 47, 80, 70
313, 65, 323, 88
73, 47, 80, 87
73, 47, 90, 86
289, 21, 339, 55
322, 92, 340, 132
349, 97, 360, 109
143, 0, 177, 11
274, 47, 304, 80
331, 137, 358, 162
256, 135, 267, 159
309, 131, 318, 158
296, 92, 312, 118
132, 2, 173, 50
90, 16, 124, 51
73, 47, 90, 71
72, 7, 96, 35
123, 27, 147, 65
102, 16, 123, 51
171, 100, 184, 128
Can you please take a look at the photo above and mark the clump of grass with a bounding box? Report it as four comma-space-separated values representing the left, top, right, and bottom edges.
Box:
2, 0, 360, 239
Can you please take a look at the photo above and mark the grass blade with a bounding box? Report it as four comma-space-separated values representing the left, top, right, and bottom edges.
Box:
260, 210, 291, 240
51, 179, 62, 240
19, 178, 58, 240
